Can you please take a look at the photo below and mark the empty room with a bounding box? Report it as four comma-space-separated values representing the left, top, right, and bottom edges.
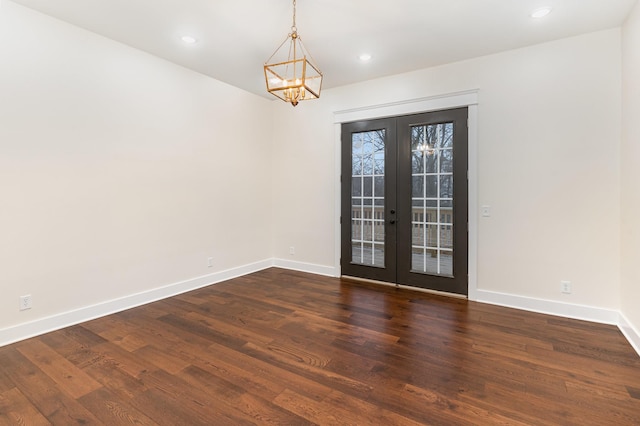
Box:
1, 0, 639, 424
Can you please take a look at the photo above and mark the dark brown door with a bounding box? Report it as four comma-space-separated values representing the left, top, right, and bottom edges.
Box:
341, 108, 468, 295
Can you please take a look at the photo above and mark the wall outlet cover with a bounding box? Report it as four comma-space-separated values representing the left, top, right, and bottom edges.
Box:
19, 295, 32, 311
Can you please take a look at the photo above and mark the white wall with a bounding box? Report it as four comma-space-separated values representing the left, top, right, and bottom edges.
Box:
621, 1, 640, 345
0, 2, 273, 334
272, 29, 622, 313
0, 0, 632, 347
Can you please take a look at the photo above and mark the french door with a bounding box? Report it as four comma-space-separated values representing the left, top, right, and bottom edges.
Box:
341, 108, 468, 295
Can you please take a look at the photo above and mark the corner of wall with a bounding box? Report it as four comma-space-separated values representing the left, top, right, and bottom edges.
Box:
620, 0, 640, 357
619, 312, 640, 357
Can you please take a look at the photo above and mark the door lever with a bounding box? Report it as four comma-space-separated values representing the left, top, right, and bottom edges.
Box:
389, 220, 396, 225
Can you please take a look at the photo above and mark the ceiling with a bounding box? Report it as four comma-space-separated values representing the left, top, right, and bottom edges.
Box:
9, 0, 638, 99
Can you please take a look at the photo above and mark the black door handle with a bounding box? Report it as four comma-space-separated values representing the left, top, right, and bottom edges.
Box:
389, 220, 396, 225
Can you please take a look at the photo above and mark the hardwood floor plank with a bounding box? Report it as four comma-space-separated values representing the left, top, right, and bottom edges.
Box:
133, 369, 256, 426
0, 387, 50, 426
87, 341, 158, 380
399, 384, 530, 426
199, 341, 334, 403
78, 387, 157, 425
126, 311, 335, 403
183, 310, 276, 346
321, 389, 428, 426
524, 343, 640, 387
0, 268, 638, 425
83, 311, 188, 354
15, 340, 102, 399
271, 388, 348, 426
132, 345, 191, 375
177, 364, 313, 425
240, 340, 374, 396
158, 313, 248, 350
81, 353, 152, 402
38, 326, 108, 371
274, 387, 425, 426
281, 309, 400, 345
82, 318, 150, 353
0, 348, 102, 424
477, 380, 630, 425
0, 364, 15, 395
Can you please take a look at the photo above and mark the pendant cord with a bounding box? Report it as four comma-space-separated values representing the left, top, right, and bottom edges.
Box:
292, 0, 297, 32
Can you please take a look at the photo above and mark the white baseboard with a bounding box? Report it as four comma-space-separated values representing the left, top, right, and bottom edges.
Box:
272, 258, 338, 277
619, 312, 640, 357
473, 289, 640, 357
0, 259, 273, 347
474, 289, 620, 325
3, 263, 639, 359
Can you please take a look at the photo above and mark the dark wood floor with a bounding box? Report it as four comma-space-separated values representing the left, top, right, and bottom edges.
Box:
1, 268, 639, 425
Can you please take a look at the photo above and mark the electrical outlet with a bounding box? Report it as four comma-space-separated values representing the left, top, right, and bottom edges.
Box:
561, 281, 572, 294
289, 246, 295, 255
207, 257, 214, 268
19, 295, 32, 311
481, 205, 491, 217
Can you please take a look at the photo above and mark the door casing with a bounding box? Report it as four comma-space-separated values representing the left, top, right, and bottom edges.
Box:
340, 108, 469, 295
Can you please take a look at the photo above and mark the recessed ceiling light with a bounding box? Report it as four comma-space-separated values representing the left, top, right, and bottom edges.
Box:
531, 7, 552, 18
181, 35, 198, 44
359, 53, 372, 62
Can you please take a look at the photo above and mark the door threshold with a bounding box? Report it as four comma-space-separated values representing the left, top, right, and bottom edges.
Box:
341, 275, 468, 300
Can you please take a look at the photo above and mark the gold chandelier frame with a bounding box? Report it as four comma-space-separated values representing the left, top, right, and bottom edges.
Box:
263, 0, 323, 106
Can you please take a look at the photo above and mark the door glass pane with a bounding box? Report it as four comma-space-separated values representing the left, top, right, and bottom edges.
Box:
410, 122, 454, 277
412, 152, 423, 174
440, 175, 453, 198
441, 225, 453, 249
425, 176, 438, 198
412, 223, 424, 246
425, 224, 438, 247
412, 176, 424, 198
440, 251, 453, 276
425, 154, 438, 174
440, 149, 453, 173
352, 177, 362, 197
351, 129, 385, 267
374, 176, 385, 197
351, 218, 361, 240
374, 151, 385, 175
